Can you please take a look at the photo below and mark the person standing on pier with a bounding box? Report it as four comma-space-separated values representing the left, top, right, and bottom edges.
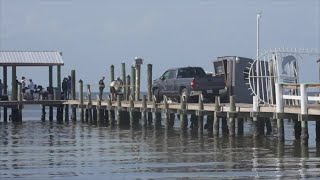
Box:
21, 77, 26, 94
62, 77, 68, 100
28, 79, 35, 100
98, 76, 105, 100
67, 76, 71, 100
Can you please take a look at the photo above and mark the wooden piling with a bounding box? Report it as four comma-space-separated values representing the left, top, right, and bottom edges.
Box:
131, 66, 136, 100
57, 65, 61, 94
300, 84, 309, 145
301, 120, 309, 145
252, 96, 259, 137
121, 63, 127, 100
237, 118, 244, 135
147, 65, 153, 125
212, 96, 220, 136
64, 104, 69, 122
197, 94, 204, 135
147, 64, 152, 101
141, 95, 147, 127
180, 96, 188, 130
17, 84, 22, 122
228, 95, 236, 136
41, 106, 46, 121
135, 64, 141, 101
116, 95, 124, 126
107, 95, 115, 126
294, 119, 301, 139
87, 84, 92, 124
316, 121, 320, 142
71, 70, 76, 121
126, 75, 130, 101
129, 95, 134, 127
49, 66, 53, 121
79, 80, 84, 123
11, 66, 17, 100
152, 95, 161, 128
275, 83, 284, 141
97, 95, 102, 125
110, 65, 115, 82
3, 66, 7, 122
221, 118, 229, 135
164, 96, 170, 128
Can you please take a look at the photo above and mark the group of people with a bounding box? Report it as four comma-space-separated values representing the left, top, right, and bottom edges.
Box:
20, 76, 37, 100
62, 76, 71, 100
98, 76, 123, 100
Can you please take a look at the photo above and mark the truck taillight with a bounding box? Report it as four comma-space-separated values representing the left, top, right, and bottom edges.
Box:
191, 79, 196, 89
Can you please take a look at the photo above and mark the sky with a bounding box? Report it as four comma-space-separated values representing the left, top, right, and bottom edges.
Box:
0, 0, 319, 91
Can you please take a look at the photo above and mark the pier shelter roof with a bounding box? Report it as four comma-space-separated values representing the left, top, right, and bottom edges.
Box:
0, 51, 64, 66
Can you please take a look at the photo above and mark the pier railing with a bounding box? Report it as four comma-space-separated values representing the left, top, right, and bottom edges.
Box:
275, 83, 320, 116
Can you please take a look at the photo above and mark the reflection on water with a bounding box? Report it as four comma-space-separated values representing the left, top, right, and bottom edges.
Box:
1, 119, 320, 179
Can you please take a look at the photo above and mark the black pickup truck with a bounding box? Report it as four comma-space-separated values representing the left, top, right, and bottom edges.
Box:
152, 67, 227, 102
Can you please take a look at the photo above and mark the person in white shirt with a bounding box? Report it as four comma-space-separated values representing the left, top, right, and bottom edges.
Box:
28, 79, 35, 99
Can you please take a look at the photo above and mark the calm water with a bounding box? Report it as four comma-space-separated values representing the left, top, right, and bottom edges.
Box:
1, 106, 320, 179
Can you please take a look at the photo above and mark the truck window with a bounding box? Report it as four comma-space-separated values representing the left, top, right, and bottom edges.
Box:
177, 67, 205, 78
162, 71, 170, 80
168, 70, 176, 79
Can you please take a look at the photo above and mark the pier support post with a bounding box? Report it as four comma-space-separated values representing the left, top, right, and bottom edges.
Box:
141, 95, 147, 127
110, 65, 115, 82
3, 66, 8, 122
213, 96, 220, 136
135, 64, 141, 101
221, 118, 229, 135
64, 104, 69, 122
237, 118, 244, 135
126, 75, 131, 102
300, 84, 309, 145
87, 84, 92, 124
17, 84, 22, 122
152, 96, 162, 128
121, 63, 127, 100
49, 66, 53, 121
294, 119, 301, 139
180, 96, 188, 130
228, 96, 236, 136
300, 119, 309, 145
275, 83, 284, 141
164, 96, 170, 128
41, 105, 46, 121
107, 95, 115, 126
197, 94, 204, 135
71, 70, 76, 121
252, 96, 259, 137
131, 66, 136, 101
129, 95, 134, 127
190, 114, 198, 129
97, 95, 103, 126
79, 80, 84, 123
116, 95, 121, 125
316, 121, 320, 142
147, 64, 153, 124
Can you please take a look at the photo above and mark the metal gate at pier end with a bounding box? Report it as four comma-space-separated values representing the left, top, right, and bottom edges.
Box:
247, 48, 320, 106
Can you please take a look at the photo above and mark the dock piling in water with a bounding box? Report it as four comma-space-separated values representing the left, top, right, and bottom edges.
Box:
79, 80, 84, 123
71, 70, 76, 121
180, 96, 188, 130
213, 96, 220, 136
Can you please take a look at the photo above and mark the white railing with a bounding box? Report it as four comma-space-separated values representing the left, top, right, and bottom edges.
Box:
275, 83, 320, 114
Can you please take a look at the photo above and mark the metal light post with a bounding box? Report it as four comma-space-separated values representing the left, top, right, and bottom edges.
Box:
317, 58, 320, 82
256, 12, 262, 102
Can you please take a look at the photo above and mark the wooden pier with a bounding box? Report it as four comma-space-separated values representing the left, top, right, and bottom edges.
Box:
0, 59, 320, 146
0, 78, 319, 145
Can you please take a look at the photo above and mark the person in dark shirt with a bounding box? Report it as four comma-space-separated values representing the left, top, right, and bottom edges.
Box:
62, 77, 68, 100
67, 76, 71, 100
98, 76, 105, 100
